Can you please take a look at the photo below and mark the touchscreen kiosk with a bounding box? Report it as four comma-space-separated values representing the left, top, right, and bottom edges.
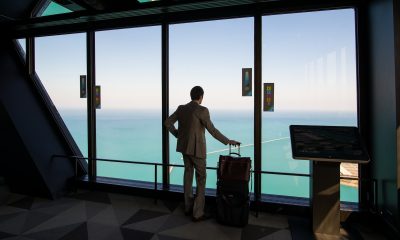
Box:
289, 125, 369, 237
290, 125, 369, 163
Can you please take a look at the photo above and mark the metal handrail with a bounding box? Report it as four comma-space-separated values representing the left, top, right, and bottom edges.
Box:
52, 154, 363, 185
53, 154, 373, 213
53, 154, 219, 169
255, 170, 310, 178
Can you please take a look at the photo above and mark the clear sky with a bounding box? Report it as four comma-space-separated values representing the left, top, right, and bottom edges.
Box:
32, 8, 356, 113
262, 9, 356, 112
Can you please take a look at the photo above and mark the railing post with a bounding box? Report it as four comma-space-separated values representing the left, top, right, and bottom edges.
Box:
154, 164, 158, 204
75, 158, 78, 193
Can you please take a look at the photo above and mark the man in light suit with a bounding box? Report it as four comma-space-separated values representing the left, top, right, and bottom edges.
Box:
165, 86, 240, 221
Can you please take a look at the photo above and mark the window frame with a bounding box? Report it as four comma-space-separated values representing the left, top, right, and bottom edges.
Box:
25, 1, 366, 208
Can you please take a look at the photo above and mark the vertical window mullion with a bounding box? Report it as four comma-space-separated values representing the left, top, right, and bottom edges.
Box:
87, 31, 97, 179
162, 23, 170, 189
27, 37, 35, 76
254, 14, 262, 202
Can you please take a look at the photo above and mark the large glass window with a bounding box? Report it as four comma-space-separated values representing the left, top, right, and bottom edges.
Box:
169, 18, 254, 190
41, 1, 72, 16
35, 33, 88, 157
17, 38, 26, 57
96, 27, 162, 182
261, 9, 358, 202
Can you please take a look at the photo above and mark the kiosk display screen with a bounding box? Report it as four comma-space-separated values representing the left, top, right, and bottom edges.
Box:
289, 125, 370, 163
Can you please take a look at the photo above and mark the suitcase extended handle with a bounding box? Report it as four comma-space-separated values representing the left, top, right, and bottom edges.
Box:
229, 144, 241, 156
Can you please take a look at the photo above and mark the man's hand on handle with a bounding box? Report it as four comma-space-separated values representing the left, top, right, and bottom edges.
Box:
228, 140, 241, 147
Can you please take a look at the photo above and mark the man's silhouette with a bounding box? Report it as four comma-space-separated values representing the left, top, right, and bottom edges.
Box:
165, 86, 240, 221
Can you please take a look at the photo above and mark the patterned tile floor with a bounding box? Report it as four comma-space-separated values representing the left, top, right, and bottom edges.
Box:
0, 186, 392, 240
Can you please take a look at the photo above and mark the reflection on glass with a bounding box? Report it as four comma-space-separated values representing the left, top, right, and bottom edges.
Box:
169, 18, 254, 189
41, 1, 72, 16
262, 9, 358, 202
96, 27, 162, 182
35, 34, 87, 157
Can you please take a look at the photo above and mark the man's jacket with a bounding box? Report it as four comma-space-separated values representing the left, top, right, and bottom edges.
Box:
165, 101, 229, 159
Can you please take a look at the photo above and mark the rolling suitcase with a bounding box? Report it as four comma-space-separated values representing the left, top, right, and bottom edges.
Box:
216, 145, 251, 227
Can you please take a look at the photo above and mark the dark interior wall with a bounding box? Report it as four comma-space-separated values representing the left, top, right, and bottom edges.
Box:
0, 39, 81, 199
367, 0, 398, 227
0, 102, 52, 198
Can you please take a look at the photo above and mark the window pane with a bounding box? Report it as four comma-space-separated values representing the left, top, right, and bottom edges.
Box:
169, 18, 254, 190
35, 33, 87, 157
41, 1, 72, 16
264, 174, 310, 198
261, 9, 358, 202
17, 38, 26, 57
96, 27, 162, 182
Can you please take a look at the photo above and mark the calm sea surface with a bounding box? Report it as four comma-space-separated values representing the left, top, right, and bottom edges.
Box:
62, 109, 358, 202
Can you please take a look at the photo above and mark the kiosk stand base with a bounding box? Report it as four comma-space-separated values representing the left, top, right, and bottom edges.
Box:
311, 161, 340, 236
290, 125, 369, 239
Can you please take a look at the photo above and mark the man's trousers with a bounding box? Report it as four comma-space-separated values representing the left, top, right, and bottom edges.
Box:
182, 154, 206, 219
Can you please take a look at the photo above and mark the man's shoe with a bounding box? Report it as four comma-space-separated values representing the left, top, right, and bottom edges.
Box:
192, 214, 211, 222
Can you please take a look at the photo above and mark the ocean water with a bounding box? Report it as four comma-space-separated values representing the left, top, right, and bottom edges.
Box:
63, 109, 358, 203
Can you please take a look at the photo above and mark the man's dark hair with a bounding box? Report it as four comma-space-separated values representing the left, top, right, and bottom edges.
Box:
190, 86, 204, 100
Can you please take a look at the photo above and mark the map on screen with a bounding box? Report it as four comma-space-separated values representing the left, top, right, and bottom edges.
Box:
289, 125, 370, 163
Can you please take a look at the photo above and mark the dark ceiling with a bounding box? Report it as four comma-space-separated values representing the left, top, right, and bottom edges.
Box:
73, 0, 153, 11
0, 0, 37, 21
0, 0, 207, 18
2, 0, 360, 38
0, 0, 181, 21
